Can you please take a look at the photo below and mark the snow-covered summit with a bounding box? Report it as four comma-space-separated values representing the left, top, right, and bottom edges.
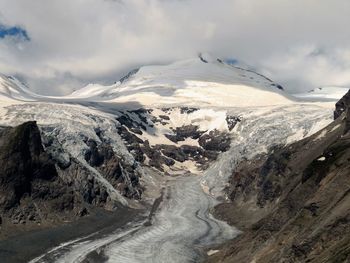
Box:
2, 56, 344, 109
65, 55, 293, 108
0, 74, 38, 101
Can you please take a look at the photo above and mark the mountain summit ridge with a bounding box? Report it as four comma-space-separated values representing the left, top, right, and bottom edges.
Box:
0, 56, 292, 108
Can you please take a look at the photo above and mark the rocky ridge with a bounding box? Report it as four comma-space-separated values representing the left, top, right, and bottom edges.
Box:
0, 122, 84, 229
0, 120, 143, 237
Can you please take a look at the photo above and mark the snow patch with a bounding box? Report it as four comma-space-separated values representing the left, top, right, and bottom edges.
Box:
330, 124, 341, 133
317, 156, 326, 161
207, 249, 220, 256
314, 130, 328, 141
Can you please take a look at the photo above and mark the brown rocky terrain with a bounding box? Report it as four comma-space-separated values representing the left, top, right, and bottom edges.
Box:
207, 89, 350, 263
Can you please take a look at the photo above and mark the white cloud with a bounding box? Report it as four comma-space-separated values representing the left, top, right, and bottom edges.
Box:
0, 0, 349, 95
260, 46, 350, 92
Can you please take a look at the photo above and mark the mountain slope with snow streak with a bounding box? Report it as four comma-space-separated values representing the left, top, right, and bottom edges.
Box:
0, 74, 38, 101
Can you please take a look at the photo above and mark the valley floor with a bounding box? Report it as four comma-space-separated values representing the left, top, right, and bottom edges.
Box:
0, 207, 141, 263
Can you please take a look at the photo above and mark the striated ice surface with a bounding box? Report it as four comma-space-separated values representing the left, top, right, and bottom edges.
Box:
30, 176, 239, 263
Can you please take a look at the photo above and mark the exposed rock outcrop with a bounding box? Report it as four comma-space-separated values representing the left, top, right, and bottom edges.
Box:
84, 139, 142, 199
334, 88, 350, 133
165, 125, 205, 143
115, 107, 236, 173
0, 121, 142, 235
334, 89, 350, 120
0, 122, 84, 227
198, 130, 231, 152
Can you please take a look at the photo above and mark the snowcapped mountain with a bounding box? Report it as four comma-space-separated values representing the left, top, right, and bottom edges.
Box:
1, 55, 345, 108
65, 55, 292, 107
0, 56, 341, 263
1, 55, 294, 108
0, 74, 38, 101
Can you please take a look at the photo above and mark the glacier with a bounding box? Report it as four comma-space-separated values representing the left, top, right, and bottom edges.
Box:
0, 56, 345, 262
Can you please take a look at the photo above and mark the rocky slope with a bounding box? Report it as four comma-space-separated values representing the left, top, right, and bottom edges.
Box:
0, 122, 81, 233
208, 90, 350, 263
0, 120, 143, 239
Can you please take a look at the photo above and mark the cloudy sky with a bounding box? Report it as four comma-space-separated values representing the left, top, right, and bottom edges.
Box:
0, 0, 349, 95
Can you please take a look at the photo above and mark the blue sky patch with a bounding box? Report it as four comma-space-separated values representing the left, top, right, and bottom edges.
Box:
225, 58, 239, 65
0, 24, 30, 40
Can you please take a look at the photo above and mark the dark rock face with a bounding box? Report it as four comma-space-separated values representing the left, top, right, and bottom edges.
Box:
334, 89, 350, 120
334, 89, 350, 133
117, 109, 150, 132
41, 124, 142, 209
116, 126, 145, 163
119, 68, 139, 83
58, 161, 110, 208
84, 139, 142, 199
180, 107, 199, 114
165, 125, 205, 143
0, 121, 143, 233
85, 139, 105, 167
158, 115, 170, 121
141, 141, 175, 171
0, 122, 83, 226
198, 130, 231, 152
115, 108, 235, 173
0, 122, 58, 209
226, 115, 241, 131
208, 90, 350, 263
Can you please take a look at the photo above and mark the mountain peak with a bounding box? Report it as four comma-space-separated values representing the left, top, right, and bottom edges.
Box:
0, 56, 292, 108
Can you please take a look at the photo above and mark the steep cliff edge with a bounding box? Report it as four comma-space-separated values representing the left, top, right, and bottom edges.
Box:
208, 90, 350, 263
0, 121, 142, 241
0, 122, 87, 236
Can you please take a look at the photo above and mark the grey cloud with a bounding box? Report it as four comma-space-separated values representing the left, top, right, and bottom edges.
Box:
0, 0, 349, 95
